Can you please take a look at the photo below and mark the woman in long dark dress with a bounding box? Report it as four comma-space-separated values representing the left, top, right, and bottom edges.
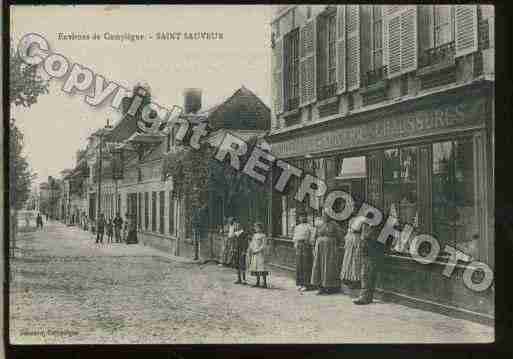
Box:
310, 212, 343, 294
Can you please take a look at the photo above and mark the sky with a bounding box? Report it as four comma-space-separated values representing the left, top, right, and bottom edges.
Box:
11, 5, 272, 186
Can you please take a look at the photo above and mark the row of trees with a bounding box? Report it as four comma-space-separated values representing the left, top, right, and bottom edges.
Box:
10, 43, 49, 210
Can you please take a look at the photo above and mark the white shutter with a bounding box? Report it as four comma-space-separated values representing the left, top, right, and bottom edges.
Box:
336, 5, 346, 94
401, 6, 418, 73
385, 5, 418, 78
346, 5, 360, 91
299, 18, 316, 107
455, 5, 478, 57
273, 39, 284, 116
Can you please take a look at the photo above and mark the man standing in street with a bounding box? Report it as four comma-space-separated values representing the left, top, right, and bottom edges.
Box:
113, 213, 123, 243
96, 213, 106, 244
36, 213, 43, 230
353, 213, 384, 305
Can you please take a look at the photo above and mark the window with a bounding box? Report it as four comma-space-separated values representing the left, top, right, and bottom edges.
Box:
371, 6, 384, 71
277, 158, 322, 237
169, 191, 174, 236
159, 191, 165, 234
307, 6, 311, 19
152, 191, 157, 232
327, 12, 337, 85
144, 192, 149, 230
433, 5, 454, 47
317, 9, 337, 100
432, 139, 477, 257
383, 146, 418, 229
284, 28, 300, 111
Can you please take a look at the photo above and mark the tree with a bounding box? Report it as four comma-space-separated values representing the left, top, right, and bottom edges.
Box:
10, 120, 37, 210
9, 44, 49, 107
9, 43, 49, 210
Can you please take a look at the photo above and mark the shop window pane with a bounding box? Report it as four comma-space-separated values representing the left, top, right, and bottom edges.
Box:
383, 148, 401, 216
399, 147, 418, 224
432, 139, 477, 257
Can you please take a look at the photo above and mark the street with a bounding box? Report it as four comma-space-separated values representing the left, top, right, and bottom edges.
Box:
9, 222, 493, 344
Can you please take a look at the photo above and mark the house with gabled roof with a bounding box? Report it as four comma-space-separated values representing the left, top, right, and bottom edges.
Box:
88, 85, 270, 258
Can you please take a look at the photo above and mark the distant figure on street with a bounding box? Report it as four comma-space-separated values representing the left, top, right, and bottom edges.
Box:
232, 219, 248, 285
221, 217, 237, 267
247, 222, 270, 288
36, 213, 43, 229
126, 215, 138, 244
293, 212, 316, 292
122, 213, 129, 243
106, 218, 114, 243
113, 213, 123, 243
96, 213, 106, 244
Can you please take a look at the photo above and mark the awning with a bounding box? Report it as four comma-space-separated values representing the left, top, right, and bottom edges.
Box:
336, 156, 367, 179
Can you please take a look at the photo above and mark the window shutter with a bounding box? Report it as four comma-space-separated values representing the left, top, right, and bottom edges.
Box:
400, 6, 418, 73
385, 5, 418, 78
346, 5, 360, 91
386, 10, 402, 78
272, 38, 284, 116
299, 18, 316, 107
336, 5, 346, 94
455, 5, 478, 57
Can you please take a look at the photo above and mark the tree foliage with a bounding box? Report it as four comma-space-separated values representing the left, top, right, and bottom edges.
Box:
10, 44, 49, 210
10, 120, 36, 210
9, 45, 49, 107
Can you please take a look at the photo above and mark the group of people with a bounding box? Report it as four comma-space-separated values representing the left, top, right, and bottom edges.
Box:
95, 212, 136, 244
220, 218, 271, 288
220, 210, 383, 305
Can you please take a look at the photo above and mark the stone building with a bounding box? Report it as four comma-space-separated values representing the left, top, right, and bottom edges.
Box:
267, 5, 494, 323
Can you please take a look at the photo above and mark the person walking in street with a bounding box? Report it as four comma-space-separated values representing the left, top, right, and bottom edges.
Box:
340, 214, 368, 290
353, 213, 384, 305
106, 218, 114, 243
96, 213, 106, 244
36, 213, 43, 230
293, 212, 316, 292
247, 222, 270, 288
232, 219, 248, 285
113, 213, 123, 243
311, 211, 343, 295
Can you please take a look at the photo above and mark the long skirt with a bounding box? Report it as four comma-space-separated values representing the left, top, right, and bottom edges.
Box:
222, 237, 237, 267
296, 242, 314, 287
340, 233, 363, 283
311, 236, 340, 289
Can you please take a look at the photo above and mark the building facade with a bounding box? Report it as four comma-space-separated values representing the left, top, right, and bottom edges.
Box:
268, 5, 494, 323
87, 86, 270, 258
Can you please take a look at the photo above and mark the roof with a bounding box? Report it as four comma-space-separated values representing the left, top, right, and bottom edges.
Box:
101, 85, 270, 146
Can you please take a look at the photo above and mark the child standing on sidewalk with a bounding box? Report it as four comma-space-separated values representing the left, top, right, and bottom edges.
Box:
247, 222, 270, 289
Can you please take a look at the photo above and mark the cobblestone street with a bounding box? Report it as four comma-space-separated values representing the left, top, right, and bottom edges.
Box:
9, 222, 493, 344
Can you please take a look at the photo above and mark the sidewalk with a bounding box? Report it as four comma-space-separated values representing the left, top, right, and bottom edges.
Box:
10, 222, 494, 344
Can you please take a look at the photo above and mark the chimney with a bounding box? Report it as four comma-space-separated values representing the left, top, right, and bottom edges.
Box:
183, 88, 202, 114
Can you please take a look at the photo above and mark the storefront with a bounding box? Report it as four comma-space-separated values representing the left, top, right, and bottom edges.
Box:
269, 80, 494, 322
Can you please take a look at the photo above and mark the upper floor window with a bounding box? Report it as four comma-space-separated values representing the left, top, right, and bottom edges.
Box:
371, 6, 384, 71
327, 12, 337, 85
433, 5, 454, 47
317, 8, 337, 100
284, 28, 300, 111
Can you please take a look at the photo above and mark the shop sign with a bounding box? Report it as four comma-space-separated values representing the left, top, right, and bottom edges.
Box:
271, 97, 488, 158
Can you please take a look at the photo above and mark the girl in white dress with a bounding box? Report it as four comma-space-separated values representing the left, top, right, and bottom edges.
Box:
247, 222, 270, 288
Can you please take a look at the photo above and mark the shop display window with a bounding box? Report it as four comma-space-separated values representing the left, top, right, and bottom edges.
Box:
432, 139, 478, 257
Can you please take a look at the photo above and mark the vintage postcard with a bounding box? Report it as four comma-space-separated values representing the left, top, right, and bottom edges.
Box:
7, 4, 494, 345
